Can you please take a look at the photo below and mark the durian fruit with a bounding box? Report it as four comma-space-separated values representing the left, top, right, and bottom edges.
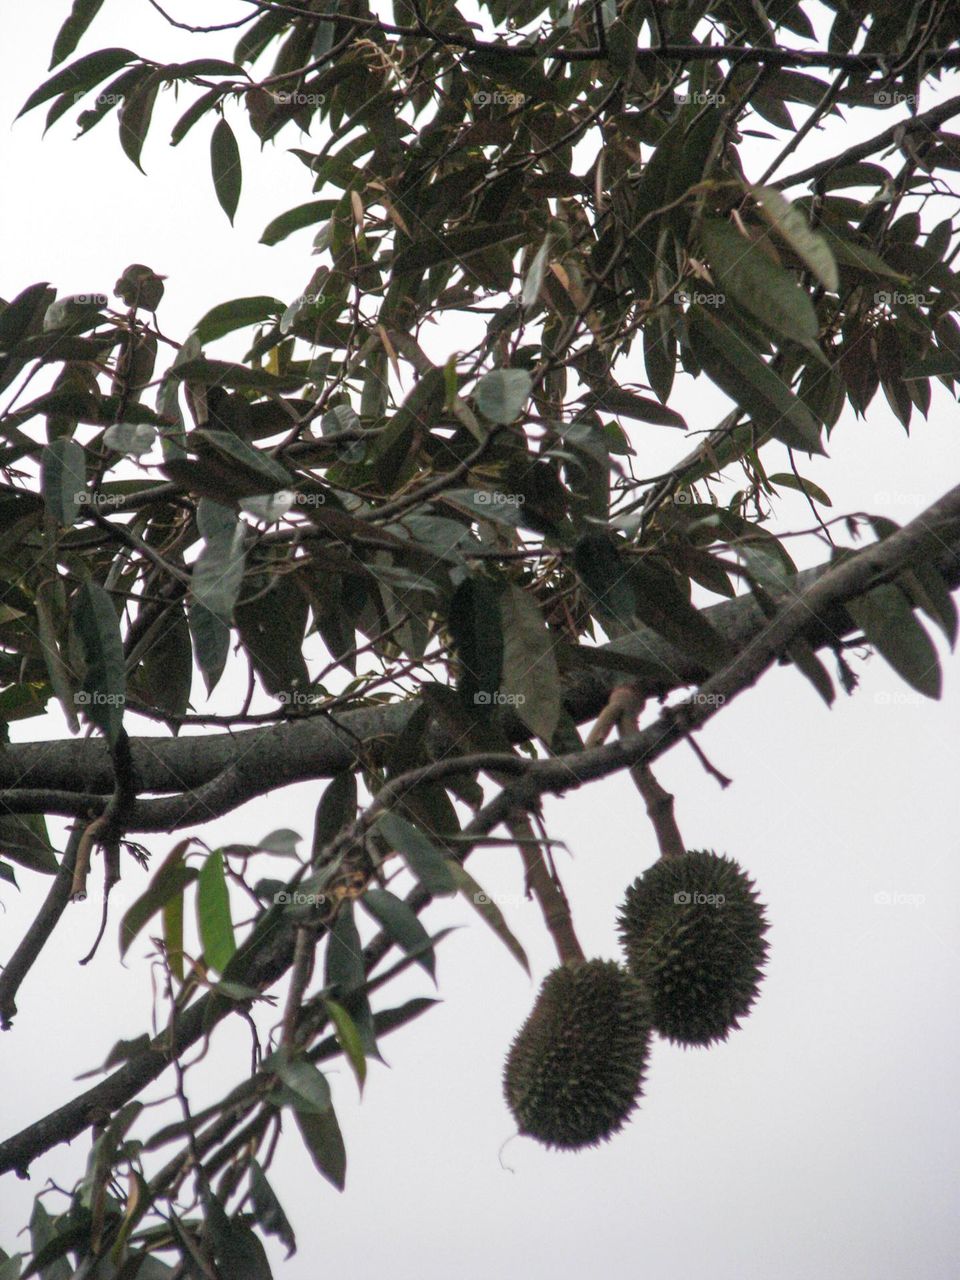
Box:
618, 849, 769, 1048
503, 958, 651, 1150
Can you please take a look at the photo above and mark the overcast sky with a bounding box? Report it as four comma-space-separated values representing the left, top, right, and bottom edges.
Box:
1, 5, 959, 1278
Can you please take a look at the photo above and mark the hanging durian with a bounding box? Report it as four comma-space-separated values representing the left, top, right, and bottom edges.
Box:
503, 958, 651, 1149
618, 849, 769, 1047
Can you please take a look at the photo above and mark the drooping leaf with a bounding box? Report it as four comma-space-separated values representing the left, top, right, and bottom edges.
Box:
498, 585, 561, 743
18, 47, 135, 117
323, 997, 367, 1091
847, 584, 942, 699
40, 438, 85, 526
49, 0, 106, 68
197, 849, 236, 971
360, 887, 436, 978
0, 815, 57, 875
448, 863, 529, 973
119, 840, 195, 958
377, 812, 458, 896
751, 184, 840, 291
71, 579, 125, 743
294, 1105, 346, 1191
210, 116, 242, 223
312, 773, 357, 861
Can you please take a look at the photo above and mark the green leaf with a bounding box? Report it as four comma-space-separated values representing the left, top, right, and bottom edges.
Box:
119, 840, 195, 958
324, 902, 365, 994
49, 0, 106, 68
751, 185, 839, 291
0, 815, 57, 875
378, 812, 458, 896
901, 560, 958, 649
72, 579, 125, 744
260, 201, 333, 246
40, 438, 85, 527
360, 887, 435, 978
498, 585, 561, 743
473, 368, 532, 424
394, 221, 526, 277
573, 533, 636, 632
171, 356, 306, 393
0, 861, 19, 888
448, 863, 529, 973
448, 575, 504, 708
786, 635, 835, 706
699, 218, 819, 344
294, 1105, 346, 1191
193, 296, 284, 345
197, 849, 236, 971
767, 472, 832, 505
18, 47, 135, 117
162, 884, 185, 981
687, 306, 825, 454
118, 70, 160, 171
312, 773, 357, 861
847, 584, 942, 699
210, 116, 242, 223
323, 997, 367, 1092
521, 236, 551, 310
189, 519, 245, 693
250, 1160, 296, 1257
273, 1054, 333, 1113
579, 386, 686, 429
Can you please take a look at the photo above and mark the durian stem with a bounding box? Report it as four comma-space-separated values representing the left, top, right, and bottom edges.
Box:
616, 701, 687, 861
506, 808, 585, 965
584, 683, 645, 747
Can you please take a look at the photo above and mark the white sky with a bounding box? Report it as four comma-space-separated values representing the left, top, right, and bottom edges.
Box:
1, 4, 959, 1278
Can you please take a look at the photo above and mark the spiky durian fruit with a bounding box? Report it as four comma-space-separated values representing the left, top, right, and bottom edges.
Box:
503, 959, 651, 1150
618, 850, 769, 1047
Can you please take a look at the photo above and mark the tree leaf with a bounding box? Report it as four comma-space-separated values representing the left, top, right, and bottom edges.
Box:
847, 584, 942, 699
767, 472, 832, 505
0, 815, 57, 875
197, 849, 236, 972
250, 1161, 296, 1257
377, 812, 458, 896
18, 47, 135, 117
162, 885, 185, 982
210, 116, 242, 223
751, 184, 840, 291
324, 901, 365, 994
312, 773, 357, 860
272, 1055, 333, 1114
260, 200, 334, 246
448, 863, 529, 973
700, 217, 819, 344
294, 1105, 346, 1191
192, 296, 285, 345
119, 840, 195, 958
49, 0, 106, 68
498, 585, 561, 743
473, 368, 532, 424
72, 579, 125, 744
118, 70, 160, 171
360, 887, 435, 978
687, 306, 825, 454
579, 386, 686, 428
40, 438, 85, 527
323, 997, 367, 1092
